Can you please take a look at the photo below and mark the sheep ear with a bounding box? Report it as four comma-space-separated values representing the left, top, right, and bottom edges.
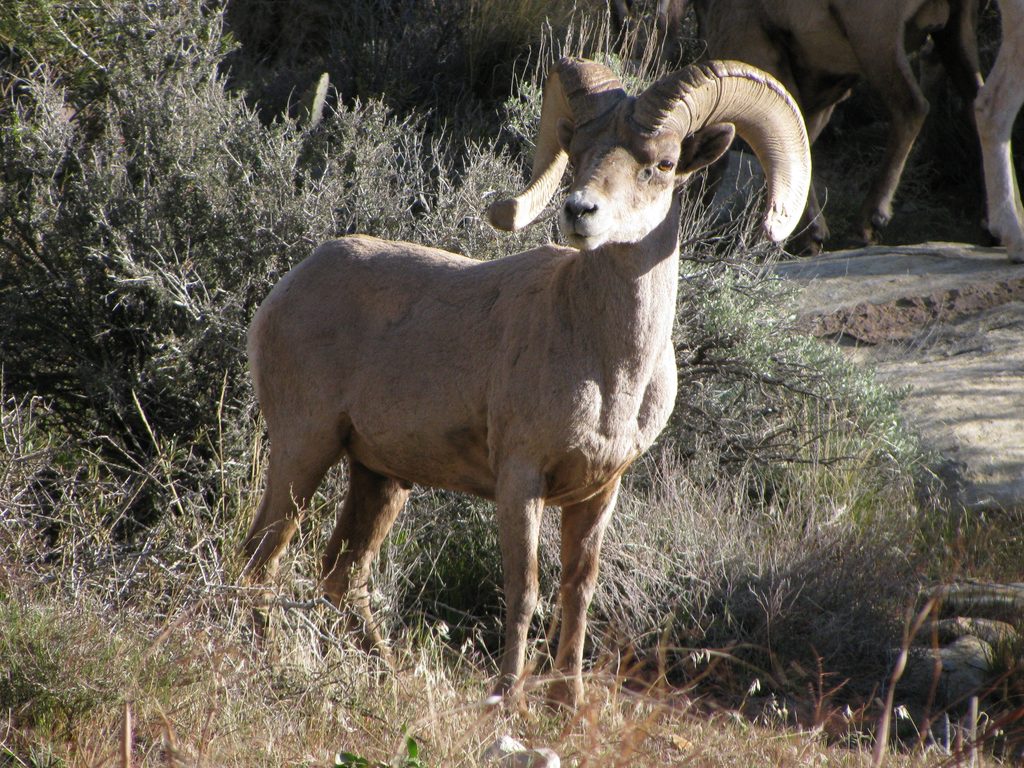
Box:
679, 123, 735, 174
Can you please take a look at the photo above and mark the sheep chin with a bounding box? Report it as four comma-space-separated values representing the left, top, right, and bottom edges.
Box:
564, 232, 609, 251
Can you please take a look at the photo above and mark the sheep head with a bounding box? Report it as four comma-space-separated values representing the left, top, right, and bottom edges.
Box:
487, 57, 811, 248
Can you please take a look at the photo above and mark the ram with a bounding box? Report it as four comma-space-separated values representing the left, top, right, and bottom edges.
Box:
242, 57, 810, 706
657, 0, 985, 254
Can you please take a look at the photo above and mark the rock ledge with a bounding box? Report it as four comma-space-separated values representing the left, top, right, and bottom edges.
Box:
774, 242, 1024, 510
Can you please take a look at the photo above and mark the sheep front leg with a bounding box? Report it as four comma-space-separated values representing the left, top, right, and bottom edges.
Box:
975, 0, 1024, 263
547, 478, 619, 708
493, 463, 545, 702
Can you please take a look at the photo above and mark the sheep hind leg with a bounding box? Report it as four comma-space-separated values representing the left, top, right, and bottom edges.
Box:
931, 1, 987, 224
846, 21, 930, 243
547, 478, 620, 709
321, 459, 410, 655
242, 432, 342, 580
241, 427, 343, 636
929, 0, 983, 106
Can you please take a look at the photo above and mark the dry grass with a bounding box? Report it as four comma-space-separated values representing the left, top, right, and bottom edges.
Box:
0, 583, 1010, 767
2, 390, 1016, 767
1, 580, 1007, 767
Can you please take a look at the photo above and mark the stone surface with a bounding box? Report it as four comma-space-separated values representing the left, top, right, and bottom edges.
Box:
773, 243, 1024, 510
481, 736, 560, 768
899, 635, 993, 710
931, 616, 1019, 647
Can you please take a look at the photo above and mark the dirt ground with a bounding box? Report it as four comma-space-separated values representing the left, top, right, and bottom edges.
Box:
775, 242, 1024, 511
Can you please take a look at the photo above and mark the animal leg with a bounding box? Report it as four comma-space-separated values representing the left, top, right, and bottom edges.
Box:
321, 459, 410, 652
790, 104, 838, 254
492, 461, 545, 701
931, 0, 987, 220
929, 0, 983, 105
975, 0, 1024, 262
242, 428, 342, 581
845, 20, 930, 243
547, 478, 620, 708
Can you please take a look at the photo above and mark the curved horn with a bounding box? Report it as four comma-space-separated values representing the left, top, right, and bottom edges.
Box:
487, 57, 626, 232
633, 60, 811, 241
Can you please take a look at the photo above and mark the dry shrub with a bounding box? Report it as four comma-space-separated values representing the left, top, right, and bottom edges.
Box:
0, 393, 981, 766
223, 0, 583, 122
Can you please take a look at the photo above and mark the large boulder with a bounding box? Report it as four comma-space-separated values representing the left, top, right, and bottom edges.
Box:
774, 242, 1024, 510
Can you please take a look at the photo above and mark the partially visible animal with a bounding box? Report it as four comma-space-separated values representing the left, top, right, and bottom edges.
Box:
666, 0, 986, 254
610, 0, 688, 60
975, 0, 1024, 262
241, 58, 810, 706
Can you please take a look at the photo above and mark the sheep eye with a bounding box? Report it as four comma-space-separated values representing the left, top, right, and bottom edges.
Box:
657, 160, 676, 172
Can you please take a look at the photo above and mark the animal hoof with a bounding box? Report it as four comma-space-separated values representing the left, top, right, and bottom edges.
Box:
545, 677, 582, 710
488, 673, 527, 710
797, 238, 823, 257
786, 228, 826, 257
858, 207, 889, 246
857, 225, 882, 247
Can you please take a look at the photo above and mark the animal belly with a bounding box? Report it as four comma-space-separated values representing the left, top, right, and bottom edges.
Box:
795, 31, 859, 75
346, 425, 497, 499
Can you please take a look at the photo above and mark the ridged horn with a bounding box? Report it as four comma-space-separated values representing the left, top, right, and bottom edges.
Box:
487, 57, 626, 232
633, 60, 811, 241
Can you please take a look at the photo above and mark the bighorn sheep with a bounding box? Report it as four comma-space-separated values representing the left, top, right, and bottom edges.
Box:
242, 58, 810, 706
975, 0, 1024, 262
668, 0, 986, 253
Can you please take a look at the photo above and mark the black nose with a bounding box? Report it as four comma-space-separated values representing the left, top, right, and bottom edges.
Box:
564, 195, 598, 221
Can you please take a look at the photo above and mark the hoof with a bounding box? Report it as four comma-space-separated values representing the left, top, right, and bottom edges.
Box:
856, 210, 888, 246
857, 225, 882, 247
797, 239, 823, 257
786, 230, 826, 257
545, 677, 582, 710
489, 673, 527, 710
870, 211, 891, 231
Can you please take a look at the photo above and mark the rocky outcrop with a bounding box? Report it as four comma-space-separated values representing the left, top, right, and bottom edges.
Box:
774, 243, 1024, 510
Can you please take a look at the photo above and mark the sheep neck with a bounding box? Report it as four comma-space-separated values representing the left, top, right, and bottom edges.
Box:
576, 194, 679, 330
562, 196, 680, 417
